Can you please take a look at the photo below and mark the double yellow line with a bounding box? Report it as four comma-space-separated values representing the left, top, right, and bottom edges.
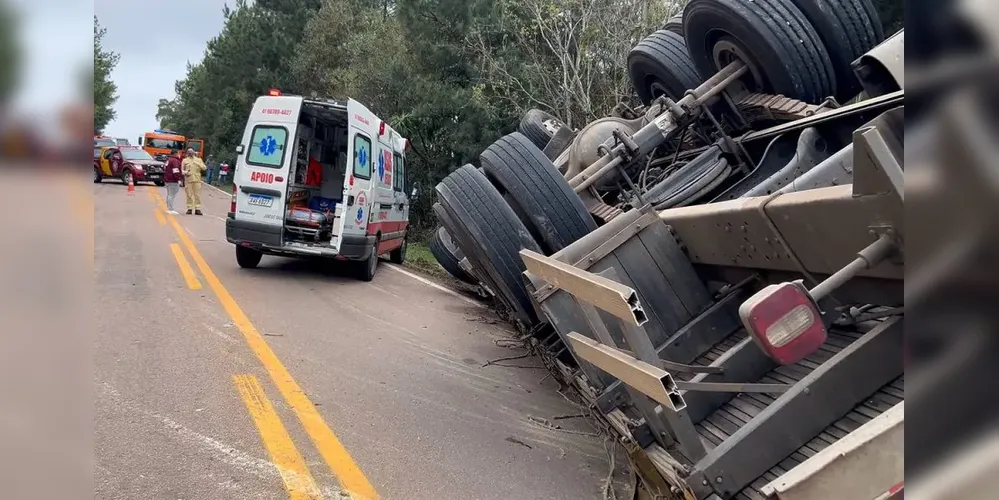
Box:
147, 188, 377, 500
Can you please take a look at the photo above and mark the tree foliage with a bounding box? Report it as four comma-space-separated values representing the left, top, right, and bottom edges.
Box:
157, 0, 903, 230
0, 2, 19, 105
93, 16, 120, 134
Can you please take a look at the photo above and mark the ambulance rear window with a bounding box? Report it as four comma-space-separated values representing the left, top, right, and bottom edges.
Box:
247, 125, 288, 168
353, 134, 372, 179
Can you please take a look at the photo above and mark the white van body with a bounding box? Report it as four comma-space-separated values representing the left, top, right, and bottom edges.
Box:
225, 94, 411, 279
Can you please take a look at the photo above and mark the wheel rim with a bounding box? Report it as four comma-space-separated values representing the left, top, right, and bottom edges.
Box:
648, 79, 672, 101
94, 168, 99, 181
541, 119, 562, 136
710, 35, 766, 93
123, 172, 132, 184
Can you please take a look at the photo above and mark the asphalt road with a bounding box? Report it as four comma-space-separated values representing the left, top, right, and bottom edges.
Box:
94, 180, 620, 500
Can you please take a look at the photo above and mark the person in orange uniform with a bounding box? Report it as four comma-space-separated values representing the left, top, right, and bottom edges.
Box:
181, 148, 207, 215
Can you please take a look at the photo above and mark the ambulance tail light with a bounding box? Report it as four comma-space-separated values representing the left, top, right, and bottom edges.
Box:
230, 184, 238, 213
379, 121, 386, 136
268, 88, 281, 96
738, 281, 827, 365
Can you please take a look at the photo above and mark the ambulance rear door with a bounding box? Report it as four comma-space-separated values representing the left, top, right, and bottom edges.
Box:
331, 99, 376, 254
232, 96, 302, 232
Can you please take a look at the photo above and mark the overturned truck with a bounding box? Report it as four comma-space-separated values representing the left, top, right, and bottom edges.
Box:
431, 0, 904, 498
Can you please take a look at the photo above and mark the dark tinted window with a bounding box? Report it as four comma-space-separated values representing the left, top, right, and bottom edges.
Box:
146, 138, 185, 150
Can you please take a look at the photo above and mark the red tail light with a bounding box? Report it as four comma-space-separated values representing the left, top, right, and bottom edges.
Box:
379, 121, 386, 136
230, 184, 237, 213
739, 281, 827, 365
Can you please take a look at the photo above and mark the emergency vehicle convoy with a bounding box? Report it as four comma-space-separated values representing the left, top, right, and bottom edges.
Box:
225, 92, 413, 281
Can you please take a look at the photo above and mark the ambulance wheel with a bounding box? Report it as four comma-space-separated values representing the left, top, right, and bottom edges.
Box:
682, 0, 836, 104
358, 241, 379, 281
436, 164, 541, 328
94, 167, 102, 183
481, 132, 596, 254
235, 246, 262, 269
389, 237, 407, 264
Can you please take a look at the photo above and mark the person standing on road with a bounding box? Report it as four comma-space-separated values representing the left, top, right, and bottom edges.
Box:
218, 162, 230, 186
205, 155, 216, 185
181, 148, 207, 215
163, 149, 183, 215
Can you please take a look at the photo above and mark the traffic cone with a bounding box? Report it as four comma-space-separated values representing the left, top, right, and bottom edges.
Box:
127, 176, 135, 195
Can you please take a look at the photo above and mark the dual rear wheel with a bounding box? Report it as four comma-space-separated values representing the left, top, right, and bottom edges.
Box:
628, 0, 884, 105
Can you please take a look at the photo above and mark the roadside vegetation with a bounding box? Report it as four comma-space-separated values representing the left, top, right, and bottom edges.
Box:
93, 16, 120, 135
152, 0, 903, 238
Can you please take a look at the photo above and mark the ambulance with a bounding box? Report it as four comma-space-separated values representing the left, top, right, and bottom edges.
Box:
225, 90, 416, 281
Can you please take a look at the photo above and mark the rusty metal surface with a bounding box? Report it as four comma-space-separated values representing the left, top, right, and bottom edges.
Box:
736, 93, 827, 123
582, 193, 625, 223
659, 185, 903, 280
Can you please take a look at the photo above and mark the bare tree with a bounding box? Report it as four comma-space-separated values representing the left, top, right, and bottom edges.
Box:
469, 0, 684, 127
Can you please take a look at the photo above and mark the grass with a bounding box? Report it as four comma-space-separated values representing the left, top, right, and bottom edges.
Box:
404, 240, 451, 280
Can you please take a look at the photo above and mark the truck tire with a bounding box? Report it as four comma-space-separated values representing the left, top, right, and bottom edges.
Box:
235, 246, 262, 269
682, 0, 835, 104
429, 227, 474, 284
432, 203, 480, 285
436, 165, 541, 328
94, 167, 102, 183
787, 0, 883, 100
662, 15, 683, 35
480, 132, 596, 255
628, 30, 702, 104
518, 109, 568, 150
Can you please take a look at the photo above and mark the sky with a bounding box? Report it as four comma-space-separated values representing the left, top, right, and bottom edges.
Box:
6, 0, 92, 131
93, 0, 234, 140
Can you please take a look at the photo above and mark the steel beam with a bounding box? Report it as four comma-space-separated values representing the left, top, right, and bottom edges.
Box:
686, 317, 905, 498
658, 289, 743, 364
760, 402, 903, 500
575, 299, 678, 451
681, 337, 776, 424
521, 249, 647, 326
659, 185, 903, 280
567, 332, 684, 412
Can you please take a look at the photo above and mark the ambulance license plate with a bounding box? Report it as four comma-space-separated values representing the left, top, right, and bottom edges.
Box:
247, 194, 274, 207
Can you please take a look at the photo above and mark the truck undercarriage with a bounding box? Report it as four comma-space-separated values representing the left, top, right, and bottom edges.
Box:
428, 1, 905, 498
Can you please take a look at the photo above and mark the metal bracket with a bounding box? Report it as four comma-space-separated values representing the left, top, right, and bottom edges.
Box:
852, 107, 904, 201
521, 249, 648, 325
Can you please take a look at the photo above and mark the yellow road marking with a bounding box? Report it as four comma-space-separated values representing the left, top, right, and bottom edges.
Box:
169, 243, 202, 290
152, 191, 378, 500
154, 208, 167, 226
233, 374, 324, 500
